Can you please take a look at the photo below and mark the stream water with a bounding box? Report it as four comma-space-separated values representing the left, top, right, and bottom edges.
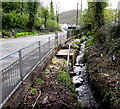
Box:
72, 41, 101, 109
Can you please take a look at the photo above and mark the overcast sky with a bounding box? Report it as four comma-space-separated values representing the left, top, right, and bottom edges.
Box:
40, 0, 119, 13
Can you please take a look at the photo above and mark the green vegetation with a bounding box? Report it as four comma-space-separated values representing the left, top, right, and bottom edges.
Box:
80, 1, 120, 108
15, 32, 35, 37
34, 77, 44, 84
1, 0, 61, 38
31, 88, 37, 94
72, 93, 78, 98
57, 71, 71, 84
77, 102, 84, 109
41, 72, 50, 75
79, 1, 120, 56
73, 36, 87, 49
73, 39, 81, 45
69, 84, 76, 92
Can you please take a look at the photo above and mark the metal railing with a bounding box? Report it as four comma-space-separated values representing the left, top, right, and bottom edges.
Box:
0, 30, 80, 108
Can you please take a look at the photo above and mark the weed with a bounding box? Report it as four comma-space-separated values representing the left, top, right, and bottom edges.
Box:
41, 72, 50, 75
88, 53, 95, 58
72, 93, 78, 98
34, 77, 44, 84
103, 91, 116, 105
86, 35, 96, 47
77, 102, 84, 109
69, 84, 76, 92
57, 71, 71, 84
31, 88, 37, 94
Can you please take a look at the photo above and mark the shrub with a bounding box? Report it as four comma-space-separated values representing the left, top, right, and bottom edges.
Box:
2, 11, 29, 30
2, 30, 11, 37
86, 35, 96, 47
73, 39, 81, 45
15, 32, 35, 37
34, 17, 44, 29
46, 19, 60, 32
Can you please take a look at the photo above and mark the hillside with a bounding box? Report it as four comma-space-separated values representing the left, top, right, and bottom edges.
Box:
59, 9, 80, 24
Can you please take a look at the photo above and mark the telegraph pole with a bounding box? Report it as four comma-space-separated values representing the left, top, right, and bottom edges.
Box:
79, 0, 82, 25
76, 3, 79, 26
118, 1, 120, 24
56, 3, 60, 30
80, 0, 82, 16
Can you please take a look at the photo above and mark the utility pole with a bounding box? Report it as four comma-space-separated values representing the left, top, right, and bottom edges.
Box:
56, 3, 60, 30
76, 3, 79, 26
80, 0, 82, 16
118, 1, 120, 24
79, 0, 82, 25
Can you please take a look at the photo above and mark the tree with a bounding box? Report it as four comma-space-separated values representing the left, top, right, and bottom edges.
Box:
41, 6, 49, 28
79, 1, 107, 44
50, 0, 55, 20
2, 2, 21, 13
28, 0, 40, 30
104, 9, 118, 25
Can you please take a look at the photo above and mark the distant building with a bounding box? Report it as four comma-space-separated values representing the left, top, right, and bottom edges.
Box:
60, 23, 68, 31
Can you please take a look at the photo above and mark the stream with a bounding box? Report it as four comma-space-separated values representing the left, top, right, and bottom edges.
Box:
72, 41, 101, 109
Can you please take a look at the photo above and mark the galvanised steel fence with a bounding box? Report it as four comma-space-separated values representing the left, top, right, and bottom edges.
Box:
0, 30, 80, 108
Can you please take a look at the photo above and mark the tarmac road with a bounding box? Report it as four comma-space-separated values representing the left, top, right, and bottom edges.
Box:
0, 31, 67, 71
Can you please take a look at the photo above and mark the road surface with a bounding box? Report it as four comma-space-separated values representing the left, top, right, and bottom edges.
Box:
0, 31, 67, 71
0, 32, 66, 57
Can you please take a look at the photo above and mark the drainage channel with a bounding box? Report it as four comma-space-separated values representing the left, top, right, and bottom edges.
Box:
72, 41, 101, 109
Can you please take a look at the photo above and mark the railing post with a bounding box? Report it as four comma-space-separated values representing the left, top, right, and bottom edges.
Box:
19, 50, 23, 81
66, 44, 71, 87
55, 33, 58, 46
38, 41, 41, 60
48, 37, 50, 51
67, 31, 69, 38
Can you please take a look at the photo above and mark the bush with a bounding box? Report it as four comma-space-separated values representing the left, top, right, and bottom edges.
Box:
2, 30, 11, 37
86, 35, 96, 47
34, 17, 44, 29
73, 39, 81, 45
46, 19, 60, 32
2, 11, 29, 29
15, 32, 35, 37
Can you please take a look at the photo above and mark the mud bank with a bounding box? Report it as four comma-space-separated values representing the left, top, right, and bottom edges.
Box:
86, 45, 120, 109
